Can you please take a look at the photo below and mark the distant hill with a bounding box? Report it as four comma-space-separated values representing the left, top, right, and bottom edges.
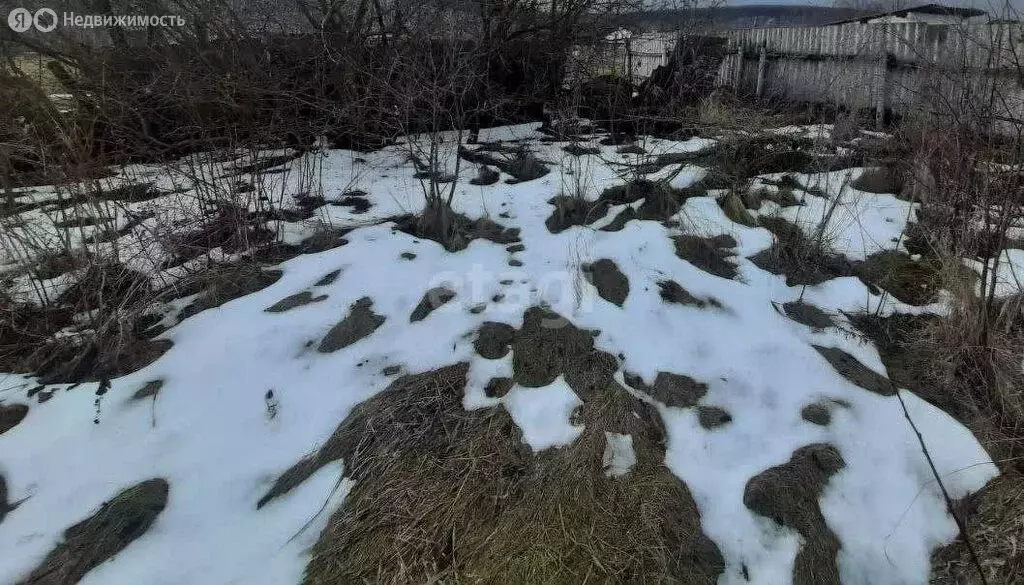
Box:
613, 5, 870, 30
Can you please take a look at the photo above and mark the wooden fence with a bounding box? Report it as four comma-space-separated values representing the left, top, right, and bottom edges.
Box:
715, 22, 1024, 129
566, 32, 676, 85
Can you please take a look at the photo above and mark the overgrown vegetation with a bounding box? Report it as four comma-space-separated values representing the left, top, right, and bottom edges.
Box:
3, 4, 1024, 583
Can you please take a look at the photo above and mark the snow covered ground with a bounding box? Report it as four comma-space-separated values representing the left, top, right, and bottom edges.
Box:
965, 248, 1024, 298
0, 123, 999, 584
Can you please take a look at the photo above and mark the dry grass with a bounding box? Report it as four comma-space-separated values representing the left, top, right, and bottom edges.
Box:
830, 112, 862, 144
850, 167, 903, 195
0, 403, 29, 435
855, 250, 942, 306
18, 479, 168, 585
932, 472, 1024, 584
696, 93, 776, 132
260, 309, 725, 584
852, 255, 1024, 584
743, 444, 845, 585
673, 234, 739, 280
582, 259, 629, 307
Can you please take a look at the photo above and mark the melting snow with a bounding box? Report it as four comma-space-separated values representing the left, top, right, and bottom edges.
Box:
602, 432, 636, 477
502, 377, 584, 451
0, 123, 998, 585
965, 248, 1024, 298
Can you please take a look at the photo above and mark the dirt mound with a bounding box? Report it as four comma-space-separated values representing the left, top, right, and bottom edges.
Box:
409, 287, 457, 322
743, 444, 845, 585
264, 291, 328, 313
318, 297, 386, 353
783, 301, 834, 330
812, 345, 896, 396
19, 478, 169, 585
674, 235, 739, 280
625, 371, 708, 408
583, 259, 629, 307
0, 403, 28, 435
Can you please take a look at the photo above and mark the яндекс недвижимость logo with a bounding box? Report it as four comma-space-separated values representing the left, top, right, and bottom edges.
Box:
7, 8, 57, 33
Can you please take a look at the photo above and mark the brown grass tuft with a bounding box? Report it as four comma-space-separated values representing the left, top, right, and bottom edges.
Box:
673, 235, 739, 280
744, 444, 845, 585
262, 309, 725, 584
850, 167, 903, 195
0, 403, 28, 435
932, 472, 1024, 584
19, 479, 169, 585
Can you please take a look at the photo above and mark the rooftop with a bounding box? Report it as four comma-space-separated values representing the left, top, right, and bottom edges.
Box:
829, 3, 988, 25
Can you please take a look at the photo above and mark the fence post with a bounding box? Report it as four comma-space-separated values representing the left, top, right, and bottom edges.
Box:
734, 43, 744, 94
876, 23, 888, 128
756, 42, 768, 98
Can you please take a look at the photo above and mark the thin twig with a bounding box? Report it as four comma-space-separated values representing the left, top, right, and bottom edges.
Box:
895, 387, 989, 585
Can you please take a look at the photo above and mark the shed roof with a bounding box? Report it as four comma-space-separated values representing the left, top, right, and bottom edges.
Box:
828, 3, 987, 25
